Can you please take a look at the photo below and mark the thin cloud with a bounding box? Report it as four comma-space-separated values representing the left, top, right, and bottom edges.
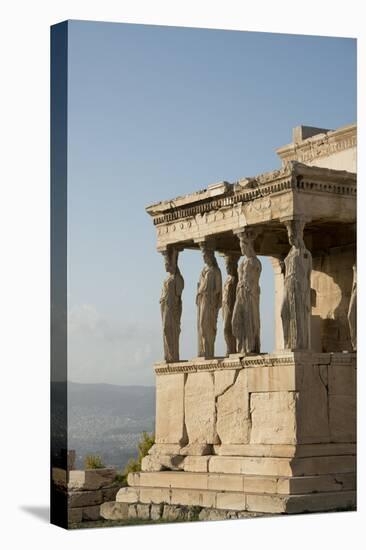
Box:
68, 304, 160, 385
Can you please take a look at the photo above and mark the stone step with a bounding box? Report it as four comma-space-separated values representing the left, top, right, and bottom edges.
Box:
206, 454, 356, 476
128, 471, 356, 495
116, 485, 356, 514
149, 443, 356, 459
213, 443, 356, 458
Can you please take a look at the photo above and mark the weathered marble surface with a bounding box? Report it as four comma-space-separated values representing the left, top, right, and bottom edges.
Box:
277, 123, 356, 172
65, 467, 122, 524
68, 468, 116, 491
250, 391, 297, 445
100, 501, 128, 520
232, 229, 261, 354
222, 254, 239, 355
184, 372, 217, 445
216, 370, 250, 444
155, 373, 186, 445
152, 352, 356, 449
281, 220, 312, 350
160, 247, 184, 362
141, 454, 184, 472
117, 468, 356, 514
196, 244, 222, 358
146, 163, 356, 252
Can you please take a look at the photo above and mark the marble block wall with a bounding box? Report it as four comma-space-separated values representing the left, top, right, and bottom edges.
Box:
150, 352, 356, 460
52, 467, 123, 525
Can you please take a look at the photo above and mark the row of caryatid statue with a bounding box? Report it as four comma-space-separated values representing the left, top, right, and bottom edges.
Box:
160, 219, 356, 361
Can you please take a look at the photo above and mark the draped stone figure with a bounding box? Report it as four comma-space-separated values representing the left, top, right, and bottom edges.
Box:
196, 245, 222, 358
281, 220, 312, 350
160, 247, 184, 362
232, 230, 262, 354
222, 254, 239, 355
348, 263, 357, 351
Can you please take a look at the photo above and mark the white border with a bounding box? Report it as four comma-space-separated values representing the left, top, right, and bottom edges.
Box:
0, 1, 364, 549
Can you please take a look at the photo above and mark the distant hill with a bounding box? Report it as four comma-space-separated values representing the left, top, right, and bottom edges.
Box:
52, 382, 155, 470
68, 382, 155, 417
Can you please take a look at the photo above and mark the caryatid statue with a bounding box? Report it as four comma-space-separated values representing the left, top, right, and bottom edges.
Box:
160, 246, 184, 362
348, 263, 357, 351
222, 254, 240, 355
280, 219, 312, 350
196, 243, 222, 358
232, 229, 262, 354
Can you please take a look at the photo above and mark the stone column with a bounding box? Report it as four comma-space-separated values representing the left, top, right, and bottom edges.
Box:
270, 256, 285, 351
222, 253, 240, 355
159, 245, 184, 362
232, 227, 262, 354
196, 240, 222, 359
280, 218, 312, 351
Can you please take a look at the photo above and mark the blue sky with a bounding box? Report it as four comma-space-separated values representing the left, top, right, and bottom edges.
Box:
67, 21, 356, 385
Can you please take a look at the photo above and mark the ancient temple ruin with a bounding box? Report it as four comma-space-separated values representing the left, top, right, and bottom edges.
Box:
112, 123, 356, 517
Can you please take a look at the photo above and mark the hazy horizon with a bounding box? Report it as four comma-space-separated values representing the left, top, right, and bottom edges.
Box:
67, 380, 154, 387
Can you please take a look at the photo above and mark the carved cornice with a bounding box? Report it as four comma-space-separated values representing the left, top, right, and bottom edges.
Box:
329, 352, 357, 366
146, 162, 356, 227
277, 124, 357, 165
154, 359, 241, 375
153, 351, 353, 375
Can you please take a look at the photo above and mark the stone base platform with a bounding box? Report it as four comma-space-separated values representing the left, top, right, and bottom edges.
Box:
116, 472, 356, 514
100, 501, 267, 522
114, 453, 356, 514
108, 352, 356, 518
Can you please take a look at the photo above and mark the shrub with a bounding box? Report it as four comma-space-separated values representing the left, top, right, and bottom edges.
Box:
136, 431, 155, 464
113, 472, 127, 485
84, 454, 105, 469
122, 431, 155, 480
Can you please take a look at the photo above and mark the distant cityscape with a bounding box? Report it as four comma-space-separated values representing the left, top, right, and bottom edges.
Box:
66, 382, 155, 470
